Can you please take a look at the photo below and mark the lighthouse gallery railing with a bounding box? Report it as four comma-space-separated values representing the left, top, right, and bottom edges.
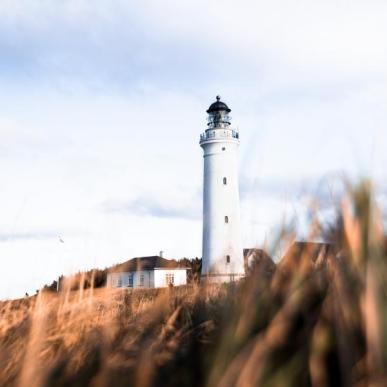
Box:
200, 129, 239, 142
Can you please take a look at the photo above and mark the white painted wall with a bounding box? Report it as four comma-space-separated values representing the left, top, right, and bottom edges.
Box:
107, 270, 154, 288
200, 127, 244, 282
154, 269, 187, 288
107, 269, 187, 288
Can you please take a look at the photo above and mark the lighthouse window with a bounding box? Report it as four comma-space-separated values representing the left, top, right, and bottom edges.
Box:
225, 216, 229, 223
226, 255, 231, 264
222, 147, 226, 151
223, 177, 227, 185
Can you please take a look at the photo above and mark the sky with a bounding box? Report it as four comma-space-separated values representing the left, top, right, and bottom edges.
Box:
1, 0, 387, 299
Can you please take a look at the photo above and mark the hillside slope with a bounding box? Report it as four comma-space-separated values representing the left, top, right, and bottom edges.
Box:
2, 182, 387, 387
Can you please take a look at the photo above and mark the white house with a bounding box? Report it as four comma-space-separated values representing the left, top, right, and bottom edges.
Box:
106, 256, 189, 289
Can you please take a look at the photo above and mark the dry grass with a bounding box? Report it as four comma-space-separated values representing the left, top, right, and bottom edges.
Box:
0, 284, 223, 387
1, 180, 387, 387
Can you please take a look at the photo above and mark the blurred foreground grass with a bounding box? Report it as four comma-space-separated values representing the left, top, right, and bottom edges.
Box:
1, 180, 387, 387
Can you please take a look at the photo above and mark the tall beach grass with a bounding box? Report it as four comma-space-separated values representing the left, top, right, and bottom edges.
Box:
1, 180, 387, 386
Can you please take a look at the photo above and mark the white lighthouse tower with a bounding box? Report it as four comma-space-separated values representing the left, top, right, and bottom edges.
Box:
200, 96, 244, 282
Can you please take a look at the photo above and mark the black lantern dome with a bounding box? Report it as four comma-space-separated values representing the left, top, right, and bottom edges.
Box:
207, 96, 231, 128
206, 95, 231, 113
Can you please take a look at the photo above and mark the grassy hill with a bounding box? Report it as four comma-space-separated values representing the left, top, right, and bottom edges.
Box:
1, 181, 387, 387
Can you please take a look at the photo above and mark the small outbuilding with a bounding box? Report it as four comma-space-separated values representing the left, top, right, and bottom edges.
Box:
106, 256, 188, 289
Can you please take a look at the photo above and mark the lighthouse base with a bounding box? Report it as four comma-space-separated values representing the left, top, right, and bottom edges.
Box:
200, 273, 245, 284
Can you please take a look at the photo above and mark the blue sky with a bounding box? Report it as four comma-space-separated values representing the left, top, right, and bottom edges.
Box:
1, 0, 387, 298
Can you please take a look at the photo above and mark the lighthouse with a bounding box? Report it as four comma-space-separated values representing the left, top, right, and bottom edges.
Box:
200, 96, 244, 282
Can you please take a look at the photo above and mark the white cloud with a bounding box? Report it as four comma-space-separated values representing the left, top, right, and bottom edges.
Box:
0, 0, 387, 298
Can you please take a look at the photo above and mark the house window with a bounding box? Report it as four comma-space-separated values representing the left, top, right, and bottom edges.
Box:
222, 147, 226, 151
226, 255, 231, 264
128, 274, 133, 287
225, 216, 229, 223
223, 177, 227, 185
117, 277, 122, 287
140, 274, 145, 286
166, 273, 174, 285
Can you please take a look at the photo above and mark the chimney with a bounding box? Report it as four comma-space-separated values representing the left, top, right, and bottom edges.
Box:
159, 250, 164, 258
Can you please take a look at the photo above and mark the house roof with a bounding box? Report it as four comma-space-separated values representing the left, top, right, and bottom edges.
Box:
108, 256, 187, 273
243, 248, 276, 273
243, 248, 272, 259
280, 241, 333, 266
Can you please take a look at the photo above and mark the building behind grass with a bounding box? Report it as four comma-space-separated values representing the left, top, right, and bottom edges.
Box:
107, 255, 189, 289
